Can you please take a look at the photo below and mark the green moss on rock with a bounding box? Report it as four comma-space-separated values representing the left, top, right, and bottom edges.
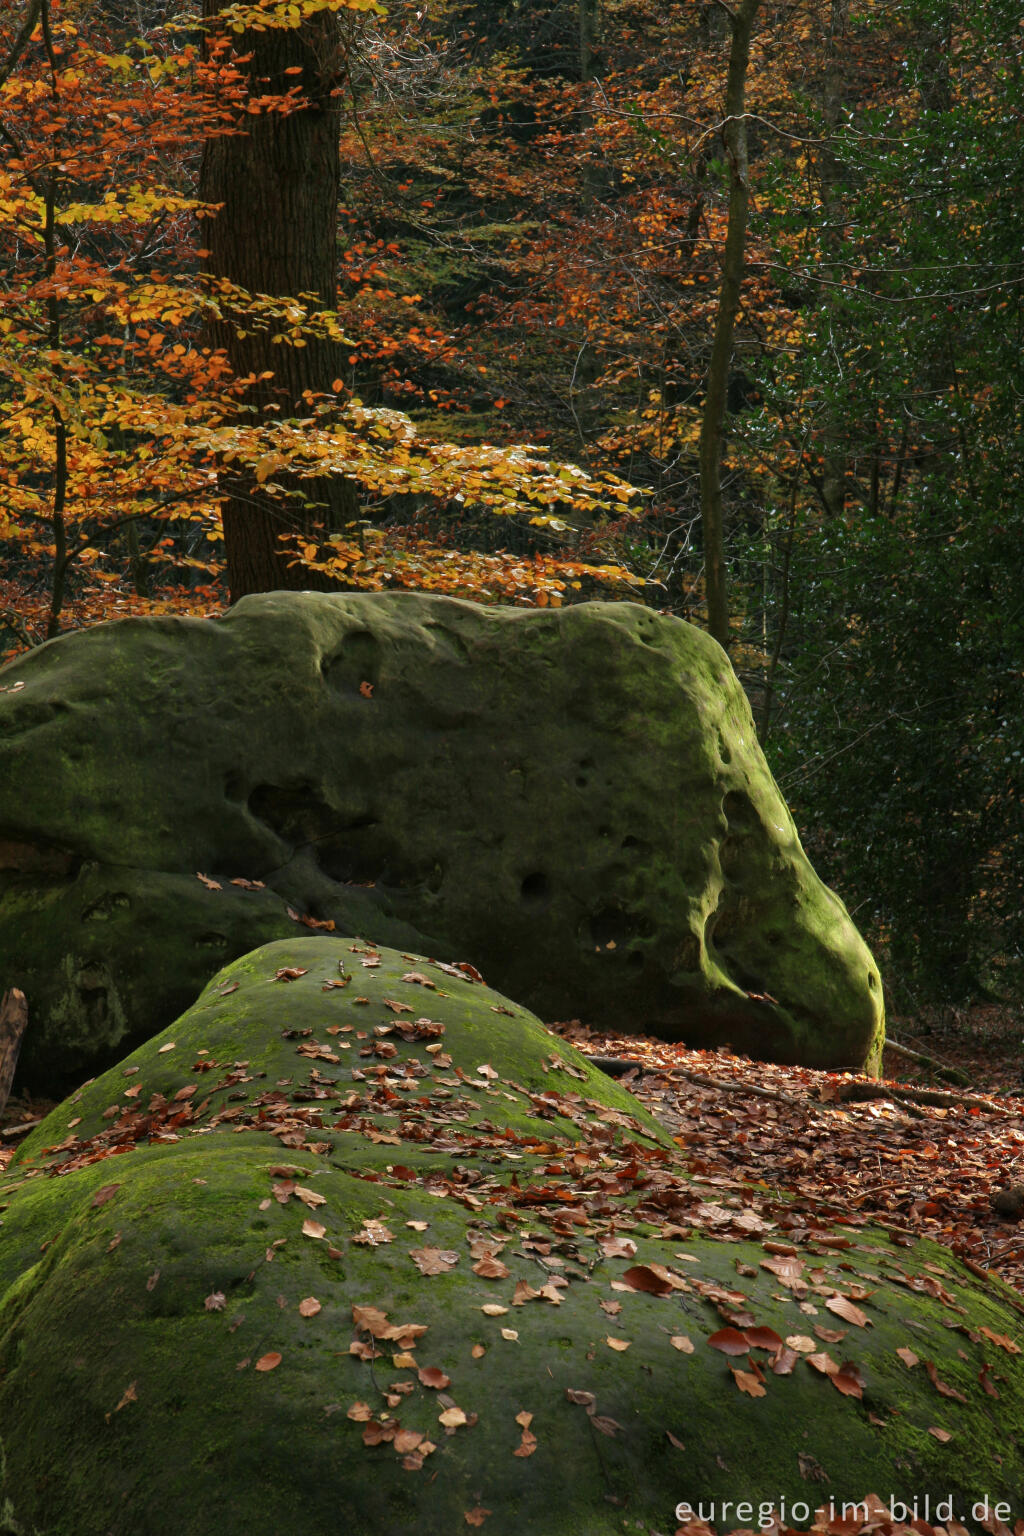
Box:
0, 594, 882, 1085
0, 941, 1018, 1536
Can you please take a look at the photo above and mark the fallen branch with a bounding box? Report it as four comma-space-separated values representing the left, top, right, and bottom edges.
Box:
0, 988, 28, 1117
0, 1117, 40, 1140
884, 1035, 971, 1087
665, 1066, 809, 1112
833, 1079, 1020, 1117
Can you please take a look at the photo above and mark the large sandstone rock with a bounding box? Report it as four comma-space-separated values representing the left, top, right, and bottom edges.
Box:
0, 593, 882, 1086
0, 940, 1019, 1536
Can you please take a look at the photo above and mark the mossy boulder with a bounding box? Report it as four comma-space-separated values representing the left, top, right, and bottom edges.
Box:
0, 939, 1019, 1536
0, 593, 882, 1086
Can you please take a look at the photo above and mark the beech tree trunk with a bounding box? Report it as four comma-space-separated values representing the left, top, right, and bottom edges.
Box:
698, 0, 761, 652
200, 0, 357, 600
818, 0, 850, 519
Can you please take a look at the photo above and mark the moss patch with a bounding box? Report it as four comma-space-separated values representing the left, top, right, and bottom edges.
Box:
0, 593, 883, 1085
0, 941, 1018, 1535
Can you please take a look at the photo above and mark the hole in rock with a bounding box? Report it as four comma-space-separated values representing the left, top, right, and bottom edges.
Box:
589, 907, 639, 949
720, 837, 744, 877
423, 622, 471, 664
722, 789, 758, 829
319, 629, 381, 694
224, 770, 247, 802
677, 933, 701, 972
519, 871, 550, 906
705, 905, 734, 946
75, 966, 111, 1029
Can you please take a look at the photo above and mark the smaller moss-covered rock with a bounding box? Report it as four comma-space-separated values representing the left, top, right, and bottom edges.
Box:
0, 941, 1019, 1536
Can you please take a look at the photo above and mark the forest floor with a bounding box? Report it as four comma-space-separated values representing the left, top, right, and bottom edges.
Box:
551, 1003, 1024, 1299
3, 1005, 1023, 1299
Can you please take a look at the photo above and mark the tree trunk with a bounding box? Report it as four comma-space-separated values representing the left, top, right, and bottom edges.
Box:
200, 0, 357, 600
817, 0, 849, 519
698, 0, 760, 652
578, 0, 598, 82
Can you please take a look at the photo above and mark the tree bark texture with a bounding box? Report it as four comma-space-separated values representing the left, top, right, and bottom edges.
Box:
0, 988, 28, 1117
698, 0, 761, 652
200, 0, 357, 600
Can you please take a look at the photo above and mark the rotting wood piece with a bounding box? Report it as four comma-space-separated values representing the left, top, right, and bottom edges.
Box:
0, 988, 28, 1117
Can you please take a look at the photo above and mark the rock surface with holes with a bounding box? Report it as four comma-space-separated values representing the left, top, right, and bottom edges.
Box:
0, 592, 882, 1086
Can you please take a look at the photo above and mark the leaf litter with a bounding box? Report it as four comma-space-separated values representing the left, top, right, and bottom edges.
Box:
9, 975, 1024, 1528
